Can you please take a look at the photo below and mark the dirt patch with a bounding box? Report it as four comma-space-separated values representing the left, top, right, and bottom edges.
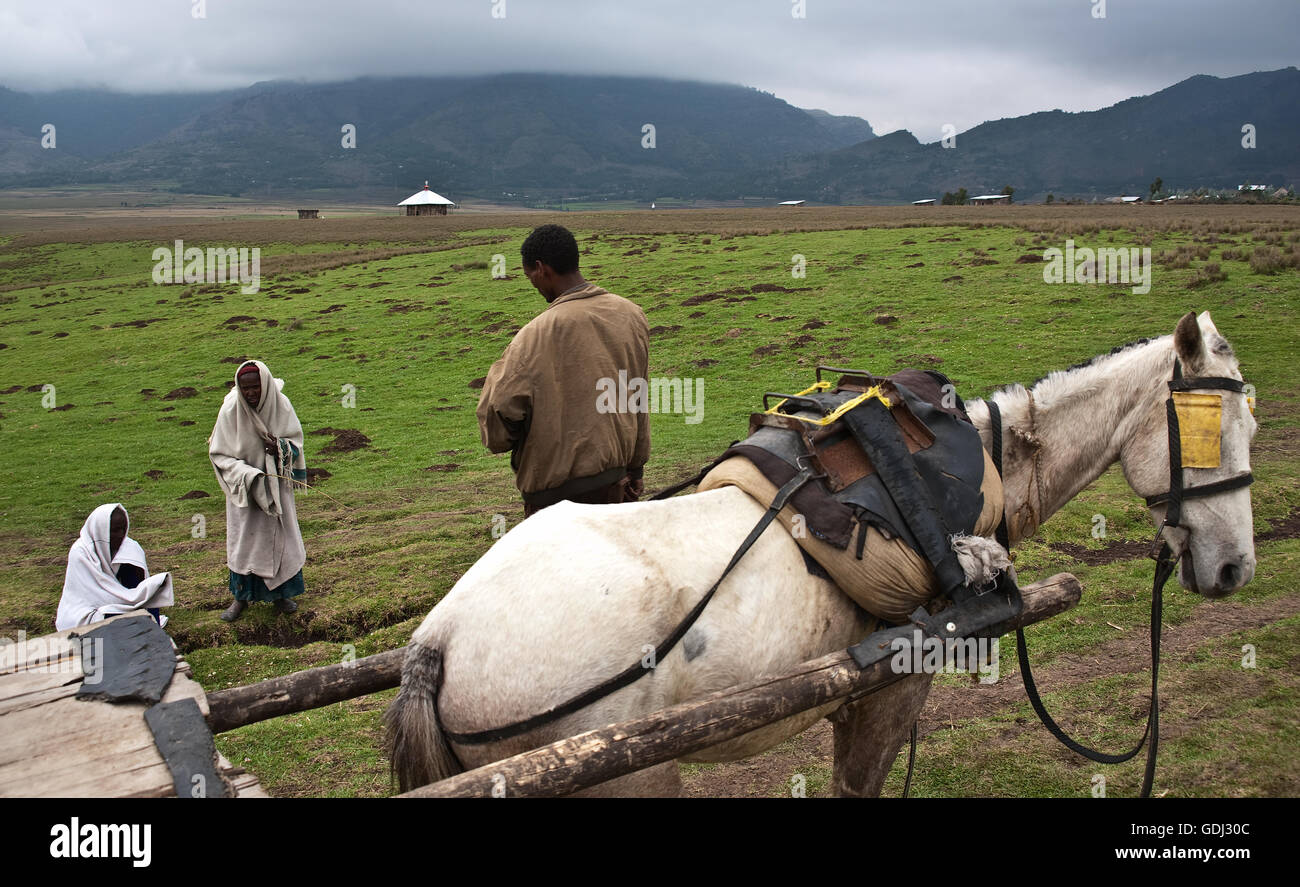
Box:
305, 468, 332, 483
905, 262, 925, 268
51, 403, 74, 411
1016, 253, 1044, 263
694, 359, 719, 368
311, 428, 372, 454
942, 275, 964, 283
424, 463, 459, 472
0, 385, 21, 394
223, 315, 256, 325
163, 386, 198, 400
874, 314, 898, 325
801, 320, 828, 330
468, 376, 486, 390
1051, 539, 1151, 565
144, 469, 166, 480
753, 344, 781, 357
750, 283, 811, 294
1259, 507, 1300, 541
318, 304, 345, 313
648, 325, 682, 336
682, 289, 742, 307
178, 490, 210, 500
219, 356, 245, 364
112, 318, 166, 329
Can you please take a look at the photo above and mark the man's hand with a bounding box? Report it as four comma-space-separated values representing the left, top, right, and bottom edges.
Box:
629, 477, 644, 498
262, 433, 278, 458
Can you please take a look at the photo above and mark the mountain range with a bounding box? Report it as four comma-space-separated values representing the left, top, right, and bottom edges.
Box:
0, 68, 1295, 203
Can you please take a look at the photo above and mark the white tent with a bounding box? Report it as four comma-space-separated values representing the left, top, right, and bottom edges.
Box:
398, 182, 456, 215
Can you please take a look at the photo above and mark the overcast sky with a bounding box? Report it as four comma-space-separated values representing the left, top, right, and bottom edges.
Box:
2, 0, 1296, 142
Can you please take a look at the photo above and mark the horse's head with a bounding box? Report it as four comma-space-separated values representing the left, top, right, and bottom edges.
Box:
1120, 311, 1257, 598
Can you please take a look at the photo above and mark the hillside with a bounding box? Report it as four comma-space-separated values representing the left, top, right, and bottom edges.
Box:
786, 68, 1300, 201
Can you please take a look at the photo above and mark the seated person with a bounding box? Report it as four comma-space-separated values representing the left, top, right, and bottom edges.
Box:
55, 503, 174, 631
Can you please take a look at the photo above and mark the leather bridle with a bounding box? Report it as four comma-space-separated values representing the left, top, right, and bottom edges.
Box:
993, 355, 1253, 798
1142, 357, 1254, 543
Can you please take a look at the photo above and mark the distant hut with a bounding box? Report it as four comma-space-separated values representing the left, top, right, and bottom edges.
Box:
777, 200, 806, 207
398, 182, 457, 216
968, 194, 1010, 206
297, 209, 320, 219
911, 198, 936, 206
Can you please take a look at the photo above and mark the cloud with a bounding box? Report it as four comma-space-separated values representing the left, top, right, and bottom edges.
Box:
1, 0, 1295, 141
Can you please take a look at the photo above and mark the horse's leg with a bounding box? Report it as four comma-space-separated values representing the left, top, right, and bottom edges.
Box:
568, 761, 682, 798
829, 672, 934, 798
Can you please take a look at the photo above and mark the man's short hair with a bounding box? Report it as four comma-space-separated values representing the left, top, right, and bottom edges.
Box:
521, 224, 580, 275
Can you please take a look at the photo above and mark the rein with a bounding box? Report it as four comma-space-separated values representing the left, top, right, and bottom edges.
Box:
990, 356, 1253, 797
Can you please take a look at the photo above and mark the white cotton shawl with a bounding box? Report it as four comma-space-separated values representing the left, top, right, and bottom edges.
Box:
55, 503, 174, 631
208, 360, 307, 588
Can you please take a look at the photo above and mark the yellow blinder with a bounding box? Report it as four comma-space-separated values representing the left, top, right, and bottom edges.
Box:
1172, 392, 1222, 468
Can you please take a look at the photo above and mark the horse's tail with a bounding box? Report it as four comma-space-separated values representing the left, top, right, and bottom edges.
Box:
385, 641, 463, 792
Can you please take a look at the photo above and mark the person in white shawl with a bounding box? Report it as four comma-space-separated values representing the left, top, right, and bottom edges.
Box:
209, 360, 308, 622
55, 503, 174, 631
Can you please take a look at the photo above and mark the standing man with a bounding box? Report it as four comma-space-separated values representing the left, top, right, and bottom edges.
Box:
477, 224, 650, 516
209, 359, 308, 621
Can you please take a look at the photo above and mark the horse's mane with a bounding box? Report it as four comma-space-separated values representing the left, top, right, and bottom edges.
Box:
987, 335, 1171, 408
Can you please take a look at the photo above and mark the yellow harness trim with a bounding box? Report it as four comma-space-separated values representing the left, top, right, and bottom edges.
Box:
1172, 392, 1222, 468
766, 383, 893, 427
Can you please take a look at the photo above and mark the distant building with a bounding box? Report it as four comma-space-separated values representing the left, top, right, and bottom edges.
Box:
297, 209, 319, 219
398, 182, 457, 216
968, 194, 1010, 205
777, 199, 806, 206
1273, 187, 1290, 199
1238, 184, 1269, 191
911, 198, 936, 206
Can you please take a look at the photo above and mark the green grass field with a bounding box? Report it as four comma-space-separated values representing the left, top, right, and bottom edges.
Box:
1, 206, 1296, 796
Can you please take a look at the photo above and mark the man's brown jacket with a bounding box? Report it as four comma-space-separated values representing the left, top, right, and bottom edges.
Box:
476, 283, 650, 497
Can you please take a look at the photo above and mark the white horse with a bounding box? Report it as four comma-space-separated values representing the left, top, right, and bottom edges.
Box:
387, 311, 1257, 796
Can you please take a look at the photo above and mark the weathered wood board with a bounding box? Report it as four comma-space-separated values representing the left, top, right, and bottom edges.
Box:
0, 612, 266, 798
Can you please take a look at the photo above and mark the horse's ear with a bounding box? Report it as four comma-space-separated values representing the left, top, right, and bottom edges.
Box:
1174, 311, 1205, 370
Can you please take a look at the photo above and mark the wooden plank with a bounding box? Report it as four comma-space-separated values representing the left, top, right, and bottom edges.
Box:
206, 648, 404, 733
0, 611, 152, 674
401, 573, 1082, 798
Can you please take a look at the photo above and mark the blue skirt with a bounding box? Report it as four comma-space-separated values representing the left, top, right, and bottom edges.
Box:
229, 569, 305, 602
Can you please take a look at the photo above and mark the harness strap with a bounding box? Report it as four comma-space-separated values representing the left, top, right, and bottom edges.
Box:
647, 445, 739, 501
987, 400, 1011, 552
989, 395, 1163, 796
1144, 472, 1254, 509
841, 397, 967, 597
445, 466, 818, 745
